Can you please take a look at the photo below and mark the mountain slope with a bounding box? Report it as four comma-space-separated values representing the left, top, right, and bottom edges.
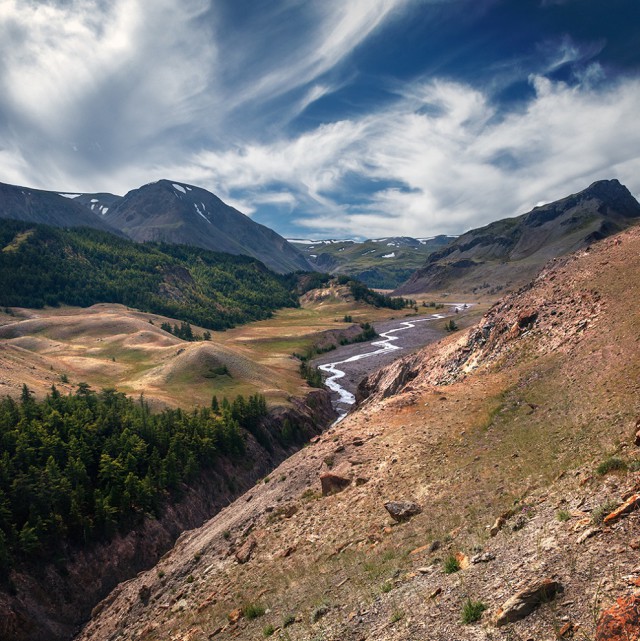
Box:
0, 220, 298, 329
0, 181, 120, 234
67, 192, 122, 217
74, 228, 640, 641
395, 179, 640, 296
291, 236, 455, 288
103, 180, 312, 274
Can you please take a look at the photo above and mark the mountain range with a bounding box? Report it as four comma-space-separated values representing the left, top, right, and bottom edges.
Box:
395, 179, 640, 296
0, 180, 311, 274
289, 236, 455, 288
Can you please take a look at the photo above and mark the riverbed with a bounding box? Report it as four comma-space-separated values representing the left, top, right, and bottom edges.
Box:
312, 304, 470, 418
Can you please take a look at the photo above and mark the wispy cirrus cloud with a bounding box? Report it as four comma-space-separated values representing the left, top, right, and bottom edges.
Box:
180, 72, 640, 238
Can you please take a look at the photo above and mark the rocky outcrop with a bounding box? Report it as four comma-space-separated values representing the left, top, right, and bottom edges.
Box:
596, 595, 640, 640
0, 389, 335, 641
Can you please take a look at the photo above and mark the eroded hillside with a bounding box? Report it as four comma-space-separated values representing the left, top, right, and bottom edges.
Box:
74, 227, 640, 640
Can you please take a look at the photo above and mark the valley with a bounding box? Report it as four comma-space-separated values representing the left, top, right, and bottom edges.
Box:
72, 226, 640, 641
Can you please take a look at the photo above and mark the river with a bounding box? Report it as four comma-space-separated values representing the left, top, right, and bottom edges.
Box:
313, 304, 470, 419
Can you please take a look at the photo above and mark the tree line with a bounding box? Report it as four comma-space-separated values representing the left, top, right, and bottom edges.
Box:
0, 220, 298, 330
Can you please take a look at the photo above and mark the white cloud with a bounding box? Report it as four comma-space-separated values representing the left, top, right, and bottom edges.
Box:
179, 73, 640, 237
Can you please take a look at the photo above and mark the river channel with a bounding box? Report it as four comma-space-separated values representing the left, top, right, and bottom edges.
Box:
312, 304, 470, 418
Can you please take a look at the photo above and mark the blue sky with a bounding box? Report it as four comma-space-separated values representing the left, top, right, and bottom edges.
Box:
1, 0, 639, 239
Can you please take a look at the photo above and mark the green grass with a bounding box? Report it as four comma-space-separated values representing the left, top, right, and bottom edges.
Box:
390, 610, 404, 623
263, 624, 275, 637
556, 509, 571, 522
461, 599, 487, 624
381, 581, 393, 594
443, 554, 461, 574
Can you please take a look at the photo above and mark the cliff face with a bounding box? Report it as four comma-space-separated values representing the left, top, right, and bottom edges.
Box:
0, 390, 335, 641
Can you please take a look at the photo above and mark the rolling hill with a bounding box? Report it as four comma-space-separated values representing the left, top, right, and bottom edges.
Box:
395, 179, 640, 296
290, 236, 455, 288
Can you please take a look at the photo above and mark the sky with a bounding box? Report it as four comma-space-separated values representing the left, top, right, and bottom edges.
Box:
1, 0, 640, 239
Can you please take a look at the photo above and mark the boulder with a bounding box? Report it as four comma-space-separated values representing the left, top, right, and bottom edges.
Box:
235, 536, 257, 564
384, 501, 422, 522
495, 578, 563, 626
320, 472, 351, 496
596, 595, 640, 640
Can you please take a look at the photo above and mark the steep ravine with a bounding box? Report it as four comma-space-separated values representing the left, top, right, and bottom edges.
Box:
0, 390, 335, 641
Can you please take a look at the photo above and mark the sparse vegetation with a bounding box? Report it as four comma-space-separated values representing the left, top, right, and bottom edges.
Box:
283, 614, 296, 627
243, 602, 266, 620
461, 599, 487, 624
596, 456, 627, 475
445, 319, 458, 332
556, 509, 571, 522
381, 580, 393, 593
591, 500, 619, 524
262, 624, 275, 637
390, 610, 404, 623
443, 554, 461, 574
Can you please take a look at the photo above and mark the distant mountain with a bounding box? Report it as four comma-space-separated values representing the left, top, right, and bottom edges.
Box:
290, 235, 455, 288
395, 179, 640, 296
0, 181, 120, 234
102, 180, 312, 274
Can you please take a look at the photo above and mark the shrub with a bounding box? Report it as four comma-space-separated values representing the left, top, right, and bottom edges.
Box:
263, 624, 275, 637
283, 614, 295, 627
461, 599, 487, 624
556, 510, 571, 522
243, 603, 266, 620
443, 554, 461, 574
591, 500, 619, 524
596, 457, 627, 476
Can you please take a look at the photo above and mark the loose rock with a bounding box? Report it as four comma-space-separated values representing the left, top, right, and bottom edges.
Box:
384, 501, 423, 522
235, 536, 257, 564
320, 472, 351, 496
603, 494, 640, 525
495, 578, 563, 626
596, 595, 640, 640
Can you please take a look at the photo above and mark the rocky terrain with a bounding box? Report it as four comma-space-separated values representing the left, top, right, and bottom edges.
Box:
73, 226, 640, 640
396, 179, 640, 297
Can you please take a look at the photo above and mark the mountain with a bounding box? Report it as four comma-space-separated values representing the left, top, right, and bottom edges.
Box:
102, 180, 312, 274
73, 225, 640, 641
0, 181, 120, 234
66, 192, 122, 217
395, 179, 640, 296
290, 235, 455, 288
